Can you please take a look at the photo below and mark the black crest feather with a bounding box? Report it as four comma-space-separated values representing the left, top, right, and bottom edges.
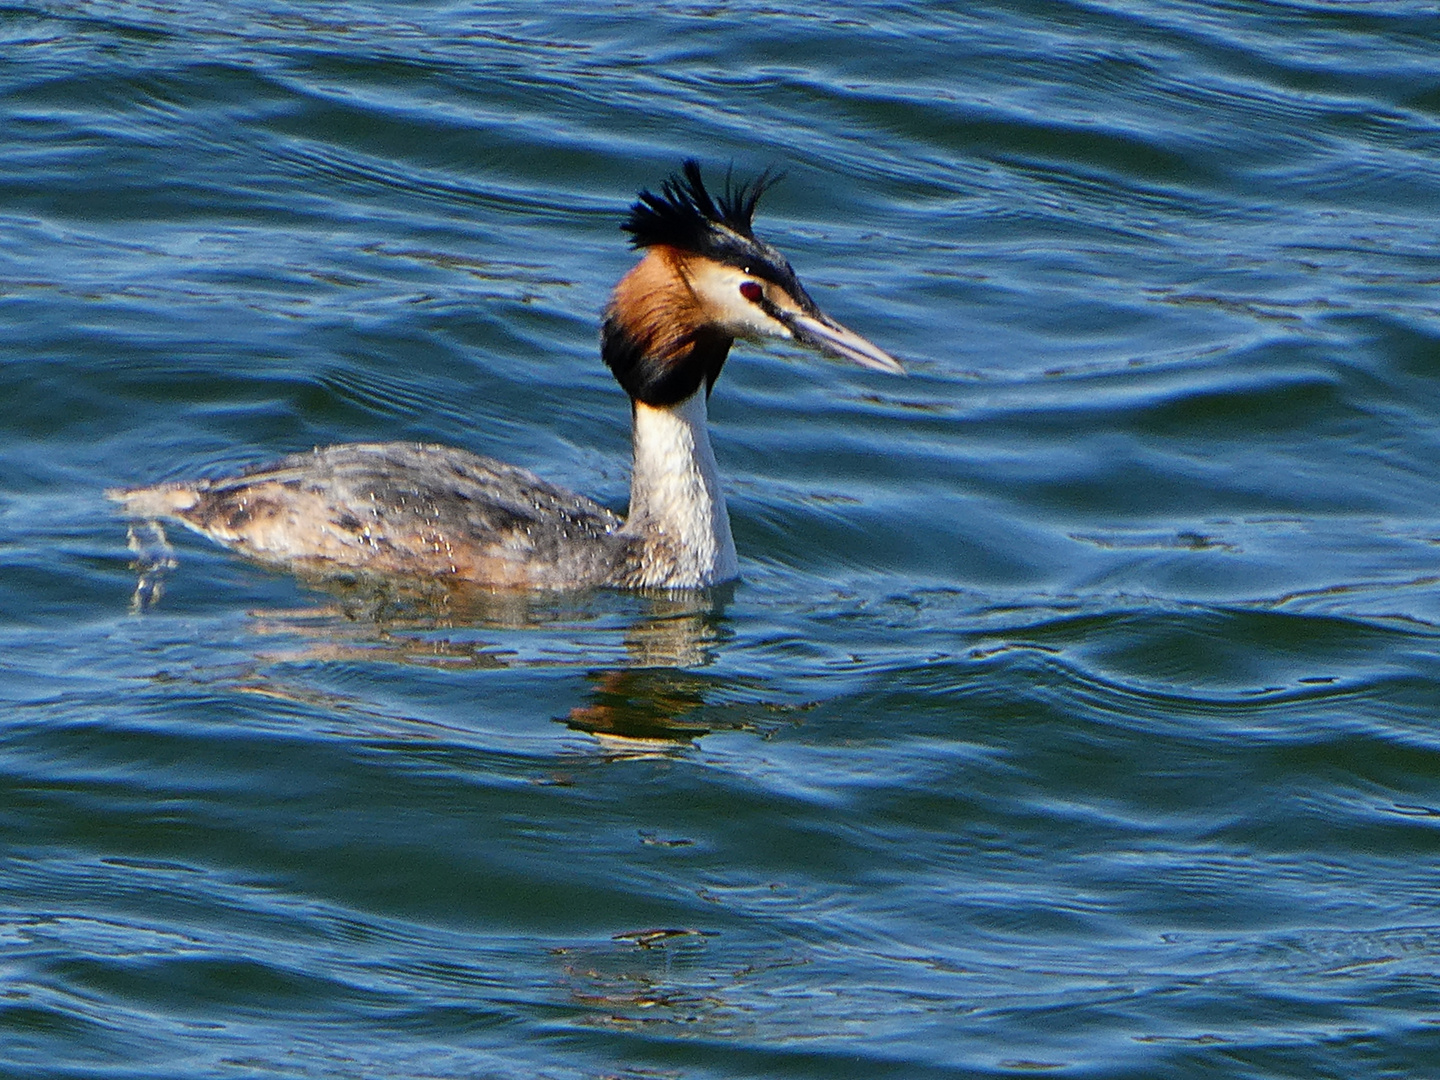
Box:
623, 160, 781, 253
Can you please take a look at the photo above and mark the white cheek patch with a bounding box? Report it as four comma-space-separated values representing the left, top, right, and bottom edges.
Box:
685, 261, 791, 341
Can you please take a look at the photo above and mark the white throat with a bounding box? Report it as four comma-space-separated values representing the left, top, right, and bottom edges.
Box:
624, 390, 738, 588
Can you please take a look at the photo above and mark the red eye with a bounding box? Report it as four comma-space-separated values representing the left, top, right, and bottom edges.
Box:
739, 281, 763, 302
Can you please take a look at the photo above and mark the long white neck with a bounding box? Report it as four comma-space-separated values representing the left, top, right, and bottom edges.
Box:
624, 390, 738, 588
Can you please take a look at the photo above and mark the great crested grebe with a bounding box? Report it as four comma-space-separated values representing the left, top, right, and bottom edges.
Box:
111, 161, 902, 591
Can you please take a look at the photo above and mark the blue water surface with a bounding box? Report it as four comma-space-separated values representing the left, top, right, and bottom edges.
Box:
3, 2, 1440, 1078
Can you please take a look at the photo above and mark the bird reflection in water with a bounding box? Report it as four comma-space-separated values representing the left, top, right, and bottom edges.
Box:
168, 575, 778, 752
565, 588, 733, 747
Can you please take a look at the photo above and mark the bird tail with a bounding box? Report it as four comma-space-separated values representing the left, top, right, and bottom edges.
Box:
106, 483, 201, 519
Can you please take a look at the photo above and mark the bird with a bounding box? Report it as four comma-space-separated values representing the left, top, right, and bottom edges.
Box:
110, 160, 903, 591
